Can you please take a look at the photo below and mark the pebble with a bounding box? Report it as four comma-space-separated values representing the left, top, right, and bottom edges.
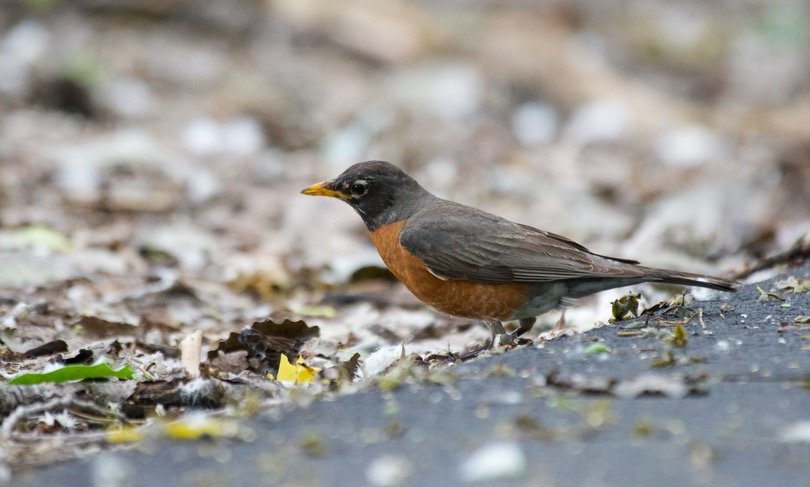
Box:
182, 117, 222, 156
654, 125, 728, 167
778, 421, 810, 444
564, 99, 628, 144
223, 117, 266, 155
186, 168, 221, 203
458, 441, 526, 482
0, 20, 50, 97
388, 62, 483, 122
613, 373, 689, 399
92, 454, 132, 487
416, 157, 458, 193
103, 78, 155, 118
182, 117, 265, 156
366, 455, 412, 487
363, 345, 406, 378
511, 101, 558, 147
321, 122, 372, 167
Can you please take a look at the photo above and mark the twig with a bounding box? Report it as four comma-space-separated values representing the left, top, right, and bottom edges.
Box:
2, 395, 75, 438
1, 394, 122, 439
732, 237, 810, 280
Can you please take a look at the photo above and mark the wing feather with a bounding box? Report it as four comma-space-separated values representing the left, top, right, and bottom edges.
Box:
399, 202, 639, 283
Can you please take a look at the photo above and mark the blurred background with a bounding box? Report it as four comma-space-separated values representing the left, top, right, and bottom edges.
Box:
1, 0, 809, 327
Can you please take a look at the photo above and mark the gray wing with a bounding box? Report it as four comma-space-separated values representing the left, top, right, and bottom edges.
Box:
399, 202, 640, 283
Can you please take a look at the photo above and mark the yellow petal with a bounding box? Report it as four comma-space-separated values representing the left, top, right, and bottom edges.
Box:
163, 416, 236, 440
276, 353, 298, 382
294, 357, 320, 384
106, 426, 144, 444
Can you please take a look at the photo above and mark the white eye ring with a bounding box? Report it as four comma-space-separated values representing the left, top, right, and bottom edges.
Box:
349, 180, 368, 197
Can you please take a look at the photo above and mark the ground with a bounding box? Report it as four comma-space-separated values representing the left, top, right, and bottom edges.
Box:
17, 264, 810, 486
1, 1, 809, 485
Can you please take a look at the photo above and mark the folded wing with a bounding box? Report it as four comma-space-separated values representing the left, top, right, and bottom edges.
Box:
399, 202, 642, 284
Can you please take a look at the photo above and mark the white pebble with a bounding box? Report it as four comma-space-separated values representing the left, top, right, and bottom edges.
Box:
182, 117, 223, 156
321, 122, 371, 167
182, 116, 264, 156
186, 168, 221, 203
564, 99, 628, 144
779, 421, 810, 444
459, 441, 526, 482
388, 62, 483, 122
223, 117, 265, 155
511, 101, 558, 147
92, 454, 131, 487
654, 125, 727, 167
366, 455, 412, 487
104, 78, 155, 118
0, 21, 50, 96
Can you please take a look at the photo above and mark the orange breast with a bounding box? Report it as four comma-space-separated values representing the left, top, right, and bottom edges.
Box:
369, 221, 531, 321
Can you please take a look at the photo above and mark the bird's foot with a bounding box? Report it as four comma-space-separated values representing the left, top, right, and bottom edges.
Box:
458, 337, 499, 360
483, 320, 507, 348
458, 345, 489, 361
510, 317, 536, 340
496, 333, 516, 347
473, 319, 534, 353
484, 320, 508, 336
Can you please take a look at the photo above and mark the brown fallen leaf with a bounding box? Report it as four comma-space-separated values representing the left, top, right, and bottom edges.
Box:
76, 315, 137, 338
24, 339, 68, 358
206, 319, 320, 375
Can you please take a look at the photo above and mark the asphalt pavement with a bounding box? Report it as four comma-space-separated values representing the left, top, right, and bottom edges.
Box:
19, 263, 810, 486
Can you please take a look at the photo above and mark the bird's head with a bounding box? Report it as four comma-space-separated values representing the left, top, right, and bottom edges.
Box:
301, 160, 432, 230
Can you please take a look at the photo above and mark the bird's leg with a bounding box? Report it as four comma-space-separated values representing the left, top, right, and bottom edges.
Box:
484, 320, 508, 348
487, 320, 508, 335
510, 317, 536, 339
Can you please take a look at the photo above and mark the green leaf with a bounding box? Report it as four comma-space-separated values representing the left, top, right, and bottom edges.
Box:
756, 286, 784, 302
672, 323, 688, 348
7, 225, 72, 252
8, 362, 135, 385
610, 293, 640, 323
583, 343, 610, 355
291, 305, 337, 318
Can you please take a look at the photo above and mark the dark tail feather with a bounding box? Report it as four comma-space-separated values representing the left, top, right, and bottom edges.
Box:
646, 268, 739, 292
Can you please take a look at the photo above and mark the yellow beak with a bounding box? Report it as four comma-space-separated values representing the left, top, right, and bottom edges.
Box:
300, 181, 350, 200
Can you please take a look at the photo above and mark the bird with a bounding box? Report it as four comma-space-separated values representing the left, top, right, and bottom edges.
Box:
301, 161, 737, 345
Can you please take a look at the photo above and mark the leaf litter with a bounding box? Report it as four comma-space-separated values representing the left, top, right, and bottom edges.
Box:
1, 0, 808, 478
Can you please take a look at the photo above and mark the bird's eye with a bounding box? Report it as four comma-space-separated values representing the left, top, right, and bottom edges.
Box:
349, 180, 368, 197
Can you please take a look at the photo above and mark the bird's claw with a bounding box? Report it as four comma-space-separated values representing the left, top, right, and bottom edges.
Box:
496, 333, 515, 347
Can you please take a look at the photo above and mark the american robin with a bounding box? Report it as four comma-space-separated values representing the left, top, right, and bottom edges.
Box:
302, 161, 737, 343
